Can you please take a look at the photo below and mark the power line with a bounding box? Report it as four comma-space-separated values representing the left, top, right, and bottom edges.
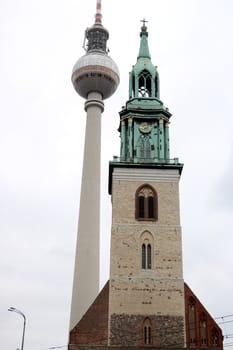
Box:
224, 342, 233, 348
215, 314, 233, 320
218, 320, 233, 325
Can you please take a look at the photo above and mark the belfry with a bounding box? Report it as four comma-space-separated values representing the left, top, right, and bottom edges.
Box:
69, 2, 223, 349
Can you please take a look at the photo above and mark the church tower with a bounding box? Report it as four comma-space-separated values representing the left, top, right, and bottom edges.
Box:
108, 21, 185, 347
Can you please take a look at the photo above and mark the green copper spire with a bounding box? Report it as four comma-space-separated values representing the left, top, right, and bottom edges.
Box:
129, 21, 160, 100
109, 22, 182, 194
138, 20, 151, 59
118, 22, 174, 165
109, 22, 182, 195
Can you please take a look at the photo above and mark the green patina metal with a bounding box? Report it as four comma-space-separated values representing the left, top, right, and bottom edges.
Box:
129, 22, 159, 100
118, 22, 175, 165
109, 22, 182, 194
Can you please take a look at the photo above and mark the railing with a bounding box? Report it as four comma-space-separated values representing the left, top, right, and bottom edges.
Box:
111, 156, 180, 165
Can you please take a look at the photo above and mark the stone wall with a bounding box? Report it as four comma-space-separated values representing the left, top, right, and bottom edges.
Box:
109, 167, 185, 347
110, 314, 185, 347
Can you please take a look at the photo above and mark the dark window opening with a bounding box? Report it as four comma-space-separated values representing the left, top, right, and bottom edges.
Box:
139, 196, 145, 218
188, 298, 196, 346
200, 314, 207, 347
142, 243, 151, 270
142, 244, 146, 269
148, 196, 154, 218
138, 70, 152, 97
144, 326, 151, 344
132, 75, 135, 98
211, 329, 219, 347
136, 185, 158, 221
147, 244, 151, 269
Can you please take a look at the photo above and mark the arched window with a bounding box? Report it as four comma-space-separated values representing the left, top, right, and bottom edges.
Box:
136, 185, 158, 221
200, 313, 207, 346
142, 318, 152, 345
138, 70, 152, 97
211, 328, 219, 347
139, 195, 145, 218
188, 297, 196, 346
142, 243, 151, 269
131, 73, 135, 98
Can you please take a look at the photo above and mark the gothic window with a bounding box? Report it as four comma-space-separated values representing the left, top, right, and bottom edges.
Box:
132, 74, 135, 98
143, 318, 152, 345
139, 195, 145, 217
136, 185, 158, 221
211, 328, 219, 347
200, 313, 207, 346
148, 196, 154, 218
138, 70, 152, 97
188, 297, 196, 346
140, 135, 151, 159
142, 243, 151, 269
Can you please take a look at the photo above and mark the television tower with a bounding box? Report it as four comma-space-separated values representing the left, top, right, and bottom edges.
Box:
69, 0, 119, 331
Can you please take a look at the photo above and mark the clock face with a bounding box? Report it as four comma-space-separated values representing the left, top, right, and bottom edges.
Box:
139, 122, 152, 134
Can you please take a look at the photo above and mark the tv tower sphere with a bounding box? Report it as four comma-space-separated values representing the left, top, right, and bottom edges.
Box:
71, 21, 119, 99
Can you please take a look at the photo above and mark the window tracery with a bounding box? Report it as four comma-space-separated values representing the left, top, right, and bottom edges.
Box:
188, 297, 196, 346
200, 313, 207, 346
136, 185, 158, 220
211, 328, 219, 347
142, 242, 151, 269
138, 70, 152, 97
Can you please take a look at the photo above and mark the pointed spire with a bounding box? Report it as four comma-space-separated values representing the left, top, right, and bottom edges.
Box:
138, 18, 151, 59
128, 21, 160, 100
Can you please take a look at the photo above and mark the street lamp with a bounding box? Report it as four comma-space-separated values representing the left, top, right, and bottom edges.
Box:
8, 307, 26, 350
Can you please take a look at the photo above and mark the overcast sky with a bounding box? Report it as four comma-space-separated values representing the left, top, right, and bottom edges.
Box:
1, 1, 233, 349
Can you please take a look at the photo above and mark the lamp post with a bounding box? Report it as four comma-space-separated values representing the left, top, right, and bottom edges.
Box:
8, 307, 26, 350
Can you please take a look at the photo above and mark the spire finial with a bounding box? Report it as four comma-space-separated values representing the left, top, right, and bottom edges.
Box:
141, 18, 148, 27
140, 18, 148, 32
95, 0, 102, 24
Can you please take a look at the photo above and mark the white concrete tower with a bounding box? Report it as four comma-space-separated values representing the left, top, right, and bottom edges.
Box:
69, 0, 119, 332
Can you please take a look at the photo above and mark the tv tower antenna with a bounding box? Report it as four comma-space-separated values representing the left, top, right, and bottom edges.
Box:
95, 0, 102, 23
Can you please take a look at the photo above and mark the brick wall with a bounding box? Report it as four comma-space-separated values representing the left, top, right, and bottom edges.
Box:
185, 283, 223, 348
69, 282, 109, 345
